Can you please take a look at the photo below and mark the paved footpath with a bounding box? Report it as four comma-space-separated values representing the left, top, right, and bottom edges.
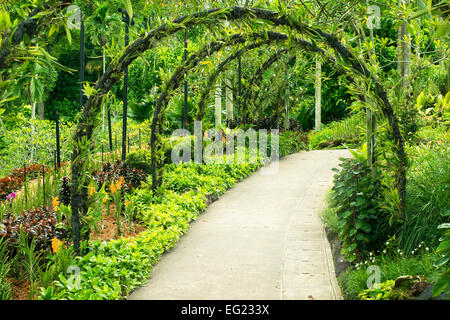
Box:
130, 150, 351, 300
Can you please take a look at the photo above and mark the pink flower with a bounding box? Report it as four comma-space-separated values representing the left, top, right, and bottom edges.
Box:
6, 192, 16, 203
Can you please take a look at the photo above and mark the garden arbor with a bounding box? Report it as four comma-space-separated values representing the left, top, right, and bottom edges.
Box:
70, 6, 407, 252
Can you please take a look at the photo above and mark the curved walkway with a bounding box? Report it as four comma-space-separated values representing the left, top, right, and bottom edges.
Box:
130, 150, 350, 300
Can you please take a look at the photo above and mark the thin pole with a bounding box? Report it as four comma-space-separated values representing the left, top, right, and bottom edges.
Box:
79, 17, 85, 112
55, 105, 61, 169
108, 104, 113, 151
42, 165, 45, 205
238, 54, 242, 124
23, 164, 27, 208
183, 28, 188, 129
122, 16, 129, 162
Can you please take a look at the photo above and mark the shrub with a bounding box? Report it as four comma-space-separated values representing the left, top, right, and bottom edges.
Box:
330, 158, 389, 262
308, 113, 363, 150
91, 160, 147, 193
125, 149, 152, 173
357, 280, 395, 300
433, 220, 450, 296
0, 206, 68, 252
279, 131, 308, 157
0, 164, 50, 201
0, 176, 22, 200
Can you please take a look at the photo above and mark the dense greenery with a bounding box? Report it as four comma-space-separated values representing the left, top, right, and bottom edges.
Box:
0, 0, 448, 301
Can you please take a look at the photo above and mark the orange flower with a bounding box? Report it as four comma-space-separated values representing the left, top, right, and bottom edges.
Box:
51, 237, 63, 253
116, 176, 125, 190
125, 199, 131, 207
89, 184, 95, 197
52, 197, 60, 212
110, 182, 117, 194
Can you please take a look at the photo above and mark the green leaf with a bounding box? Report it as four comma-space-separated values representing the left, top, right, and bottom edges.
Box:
432, 270, 450, 296
122, 0, 134, 21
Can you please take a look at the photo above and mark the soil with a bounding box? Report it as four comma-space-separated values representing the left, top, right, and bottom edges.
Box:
8, 278, 38, 300
90, 208, 146, 241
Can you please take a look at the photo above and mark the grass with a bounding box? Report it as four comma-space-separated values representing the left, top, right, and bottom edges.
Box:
308, 112, 364, 150
320, 189, 339, 234
338, 250, 444, 300
399, 143, 450, 253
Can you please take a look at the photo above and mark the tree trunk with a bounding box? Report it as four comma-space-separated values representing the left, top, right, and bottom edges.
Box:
215, 80, 222, 127
37, 101, 44, 120
225, 77, 233, 125
284, 79, 290, 130
398, 0, 411, 91
315, 56, 322, 130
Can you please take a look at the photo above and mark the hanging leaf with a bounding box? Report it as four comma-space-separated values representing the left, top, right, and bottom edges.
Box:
122, 0, 134, 21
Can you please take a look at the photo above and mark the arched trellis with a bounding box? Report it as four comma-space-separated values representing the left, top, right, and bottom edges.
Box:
71, 6, 407, 251
149, 32, 331, 188
195, 37, 326, 120
149, 31, 290, 188
195, 41, 280, 121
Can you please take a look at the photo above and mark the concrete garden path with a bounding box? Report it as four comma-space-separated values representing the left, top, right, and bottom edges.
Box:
130, 150, 351, 300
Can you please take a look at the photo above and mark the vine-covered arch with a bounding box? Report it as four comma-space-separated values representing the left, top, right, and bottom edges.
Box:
70, 5, 407, 251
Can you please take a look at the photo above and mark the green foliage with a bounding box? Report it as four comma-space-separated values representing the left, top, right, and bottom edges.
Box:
0, 118, 74, 177
331, 158, 389, 262
279, 131, 308, 157
399, 143, 450, 253
0, 237, 13, 300
309, 113, 364, 150
433, 219, 450, 296
339, 250, 442, 300
358, 280, 395, 300
320, 190, 339, 235
125, 149, 152, 174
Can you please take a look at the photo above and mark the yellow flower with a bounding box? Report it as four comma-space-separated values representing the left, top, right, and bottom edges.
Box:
51, 237, 63, 253
116, 176, 125, 191
110, 182, 117, 194
89, 184, 95, 197
52, 197, 60, 212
